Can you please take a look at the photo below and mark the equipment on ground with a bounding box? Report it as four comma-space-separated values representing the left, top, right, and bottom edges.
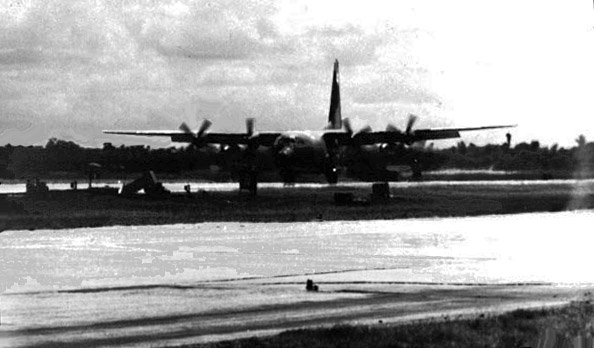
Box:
120, 171, 170, 197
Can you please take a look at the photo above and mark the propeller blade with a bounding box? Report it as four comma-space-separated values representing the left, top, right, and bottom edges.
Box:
406, 114, 418, 135
179, 119, 210, 147
179, 122, 193, 134
197, 119, 212, 137
246, 118, 254, 136
386, 124, 402, 133
343, 117, 353, 136
359, 125, 372, 133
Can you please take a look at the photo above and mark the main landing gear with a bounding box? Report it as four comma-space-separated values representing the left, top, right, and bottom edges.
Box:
411, 158, 422, 181
239, 168, 258, 195
238, 149, 259, 196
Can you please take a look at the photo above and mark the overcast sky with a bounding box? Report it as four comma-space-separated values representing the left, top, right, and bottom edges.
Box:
1, 0, 593, 148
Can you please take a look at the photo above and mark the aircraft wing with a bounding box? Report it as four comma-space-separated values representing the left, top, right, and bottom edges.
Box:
202, 132, 282, 147
346, 124, 516, 145
103, 130, 188, 137
103, 129, 283, 147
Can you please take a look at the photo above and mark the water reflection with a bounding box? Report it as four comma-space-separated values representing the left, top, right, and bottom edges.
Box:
2, 210, 594, 294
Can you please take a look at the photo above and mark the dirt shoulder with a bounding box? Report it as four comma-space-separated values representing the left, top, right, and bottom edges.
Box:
2, 181, 594, 231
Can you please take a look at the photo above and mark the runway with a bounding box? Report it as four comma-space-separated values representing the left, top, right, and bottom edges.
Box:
2, 210, 594, 347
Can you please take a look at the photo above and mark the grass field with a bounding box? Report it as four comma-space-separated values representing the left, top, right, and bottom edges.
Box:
1, 181, 594, 231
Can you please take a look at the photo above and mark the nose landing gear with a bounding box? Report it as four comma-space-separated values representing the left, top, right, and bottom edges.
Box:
324, 156, 339, 184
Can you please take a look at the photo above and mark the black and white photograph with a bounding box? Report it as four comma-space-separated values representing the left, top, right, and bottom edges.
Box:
2, 0, 594, 347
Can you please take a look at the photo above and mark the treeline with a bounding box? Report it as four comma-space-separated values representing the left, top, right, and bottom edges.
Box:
0, 139, 228, 179
0, 136, 593, 179
430, 135, 592, 175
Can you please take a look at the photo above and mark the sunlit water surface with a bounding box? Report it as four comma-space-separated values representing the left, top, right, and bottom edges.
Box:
2, 211, 594, 347
2, 210, 594, 294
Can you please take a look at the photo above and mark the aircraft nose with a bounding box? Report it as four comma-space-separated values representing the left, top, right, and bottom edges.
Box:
280, 146, 293, 157
275, 145, 295, 166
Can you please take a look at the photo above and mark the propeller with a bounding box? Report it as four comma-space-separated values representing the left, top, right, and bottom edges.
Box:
245, 117, 261, 151
343, 117, 372, 143
385, 124, 400, 133
246, 118, 254, 137
343, 117, 354, 136
358, 125, 372, 134
386, 114, 418, 145
405, 114, 417, 135
179, 119, 212, 148
340, 118, 373, 169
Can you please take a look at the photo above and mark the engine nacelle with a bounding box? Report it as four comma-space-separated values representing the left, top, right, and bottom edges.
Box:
220, 144, 242, 155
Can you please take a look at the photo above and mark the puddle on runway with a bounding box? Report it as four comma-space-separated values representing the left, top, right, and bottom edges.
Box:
2, 210, 594, 295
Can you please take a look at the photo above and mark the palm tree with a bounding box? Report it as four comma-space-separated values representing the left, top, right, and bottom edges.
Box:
576, 134, 587, 148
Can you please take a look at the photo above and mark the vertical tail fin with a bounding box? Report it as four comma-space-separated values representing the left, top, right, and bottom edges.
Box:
327, 59, 342, 130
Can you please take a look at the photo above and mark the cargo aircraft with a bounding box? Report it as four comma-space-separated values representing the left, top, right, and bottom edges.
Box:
104, 60, 514, 184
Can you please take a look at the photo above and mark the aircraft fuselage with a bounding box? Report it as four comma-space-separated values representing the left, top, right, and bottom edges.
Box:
272, 130, 330, 173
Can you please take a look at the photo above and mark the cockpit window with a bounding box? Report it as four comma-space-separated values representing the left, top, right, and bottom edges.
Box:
274, 136, 296, 147
274, 133, 311, 147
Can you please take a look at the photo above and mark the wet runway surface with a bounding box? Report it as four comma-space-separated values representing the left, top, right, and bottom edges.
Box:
2, 211, 594, 347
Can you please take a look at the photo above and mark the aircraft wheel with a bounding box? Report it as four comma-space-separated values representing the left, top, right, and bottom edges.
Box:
323, 155, 339, 184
